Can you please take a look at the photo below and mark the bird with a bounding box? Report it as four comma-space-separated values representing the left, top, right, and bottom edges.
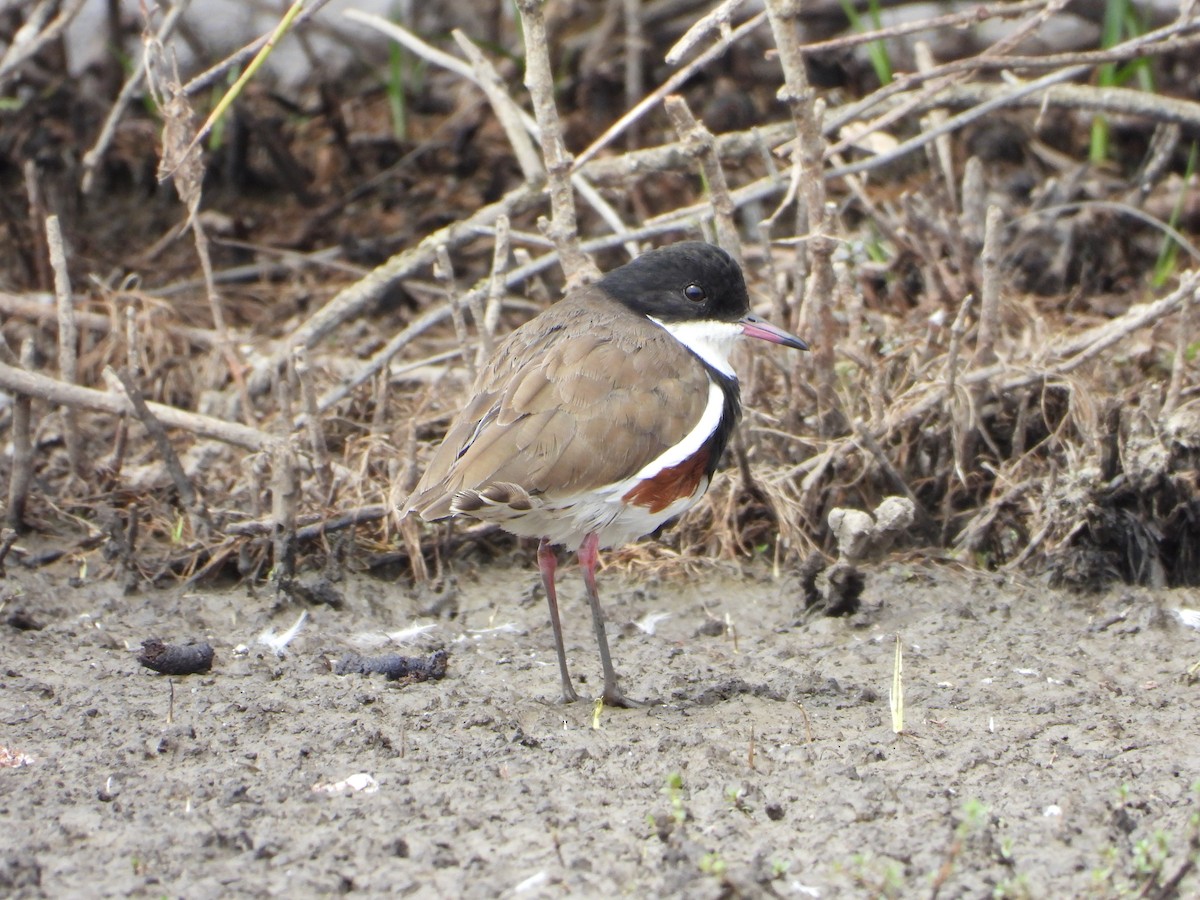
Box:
404, 242, 808, 707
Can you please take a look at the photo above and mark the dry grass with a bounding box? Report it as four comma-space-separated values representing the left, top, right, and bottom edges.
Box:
0, 1, 1197, 590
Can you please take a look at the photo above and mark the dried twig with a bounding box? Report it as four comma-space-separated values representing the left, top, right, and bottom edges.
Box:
271, 376, 299, 585
6, 341, 36, 530
0, 322, 22, 367
250, 182, 543, 396
515, 0, 598, 287
0, 291, 219, 350
81, 1, 189, 194
944, 293, 975, 427
226, 504, 388, 538
1047, 271, 1200, 376
314, 349, 461, 425
824, 0, 1073, 164
1163, 283, 1192, 417
169, 0, 307, 177
145, 33, 253, 426
180, 0, 334, 96
480, 215, 511, 364
435, 246, 477, 384
800, 0, 1046, 55
0, 360, 269, 451
0, 528, 19, 574
1011, 201, 1200, 266
852, 419, 929, 529
0, 0, 87, 88
846, 13, 1200, 90
821, 4, 1197, 159
960, 157, 986, 247
575, 71, 1200, 211
293, 348, 333, 503
622, 0, 645, 149
914, 42, 956, 210
22, 162, 49, 290
582, 121, 794, 187
974, 206, 1004, 369
664, 95, 741, 264
345, 11, 635, 257
451, 29, 542, 182
893, 80, 1200, 133
575, 11, 768, 169
105, 367, 213, 538
855, 271, 1200, 480
46, 215, 81, 479
100, 415, 129, 495
666, 0, 747, 64
123, 303, 141, 375
765, 0, 839, 433
831, 65, 1090, 181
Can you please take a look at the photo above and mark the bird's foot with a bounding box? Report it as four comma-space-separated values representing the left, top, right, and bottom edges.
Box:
601, 688, 660, 709
559, 685, 581, 704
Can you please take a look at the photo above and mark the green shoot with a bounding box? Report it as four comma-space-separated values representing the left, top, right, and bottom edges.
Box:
174, 0, 306, 174
725, 785, 753, 815
661, 773, 686, 826
387, 42, 408, 141
1152, 141, 1198, 287
1090, 0, 1153, 164
958, 798, 989, 837
839, 0, 893, 87
699, 852, 727, 876
206, 69, 240, 153
865, 0, 892, 84
1130, 831, 1169, 881
1090, 0, 1125, 164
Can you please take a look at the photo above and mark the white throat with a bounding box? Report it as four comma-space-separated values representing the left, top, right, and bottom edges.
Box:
648, 317, 741, 378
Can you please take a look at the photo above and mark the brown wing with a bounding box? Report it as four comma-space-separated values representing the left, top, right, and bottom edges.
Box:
405, 287, 712, 520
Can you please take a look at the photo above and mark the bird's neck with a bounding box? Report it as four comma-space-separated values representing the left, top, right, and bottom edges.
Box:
648, 316, 743, 476
648, 317, 741, 378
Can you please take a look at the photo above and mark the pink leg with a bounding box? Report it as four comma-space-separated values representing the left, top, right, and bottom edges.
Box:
578, 532, 642, 708
538, 537, 578, 703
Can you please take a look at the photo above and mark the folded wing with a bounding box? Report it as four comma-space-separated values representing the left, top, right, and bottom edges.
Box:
406, 289, 712, 520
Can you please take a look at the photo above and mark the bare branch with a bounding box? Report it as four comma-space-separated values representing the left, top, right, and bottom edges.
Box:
104, 367, 213, 538
81, 1, 189, 195
975, 206, 1004, 369
664, 95, 741, 264
346, 11, 635, 257
481, 215, 512, 363
46, 215, 81, 479
575, 11, 768, 170
765, 0, 840, 433
0, 360, 271, 451
666, 0, 748, 64
451, 29, 544, 182
0, 0, 87, 89
250, 181, 543, 396
181, 0, 335, 95
515, 0, 598, 287
6, 341, 36, 530
294, 348, 333, 503
435, 245, 477, 384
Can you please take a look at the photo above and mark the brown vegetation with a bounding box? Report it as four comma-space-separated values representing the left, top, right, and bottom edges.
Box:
0, 0, 1197, 591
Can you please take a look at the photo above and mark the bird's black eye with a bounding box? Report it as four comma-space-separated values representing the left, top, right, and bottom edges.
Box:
683, 283, 706, 302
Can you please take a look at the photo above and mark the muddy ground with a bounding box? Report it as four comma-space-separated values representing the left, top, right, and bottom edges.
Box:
2, 555, 1198, 898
